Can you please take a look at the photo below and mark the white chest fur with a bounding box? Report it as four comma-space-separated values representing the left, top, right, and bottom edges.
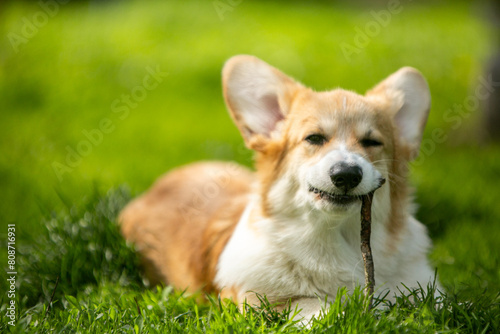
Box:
215, 195, 435, 304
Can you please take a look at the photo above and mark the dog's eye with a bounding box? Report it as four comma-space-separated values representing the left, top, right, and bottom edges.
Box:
360, 138, 383, 147
305, 134, 327, 145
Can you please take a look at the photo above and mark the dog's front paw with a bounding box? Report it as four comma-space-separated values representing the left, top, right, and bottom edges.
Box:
287, 297, 328, 328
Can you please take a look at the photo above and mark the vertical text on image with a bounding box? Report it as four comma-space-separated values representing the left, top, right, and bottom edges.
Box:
6, 224, 17, 326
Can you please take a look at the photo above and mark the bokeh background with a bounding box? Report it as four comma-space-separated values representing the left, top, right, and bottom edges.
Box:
1, 0, 499, 321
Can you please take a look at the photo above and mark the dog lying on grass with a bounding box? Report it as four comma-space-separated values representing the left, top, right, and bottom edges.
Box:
120, 55, 438, 322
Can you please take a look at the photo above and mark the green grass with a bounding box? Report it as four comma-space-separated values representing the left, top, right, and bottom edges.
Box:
1, 0, 500, 332
1, 189, 498, 333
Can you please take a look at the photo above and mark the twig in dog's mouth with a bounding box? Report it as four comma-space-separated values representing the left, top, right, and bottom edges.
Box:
360, 178, 385, 310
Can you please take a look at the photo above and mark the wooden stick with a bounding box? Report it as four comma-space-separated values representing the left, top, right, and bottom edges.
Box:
360, 191, 376, 309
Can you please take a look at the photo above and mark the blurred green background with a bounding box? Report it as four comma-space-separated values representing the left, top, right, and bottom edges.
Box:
0, 0, 499, 300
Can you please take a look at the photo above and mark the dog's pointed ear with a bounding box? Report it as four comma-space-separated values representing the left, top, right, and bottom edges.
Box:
367, 67, 431, 160
222, 55, 302, 150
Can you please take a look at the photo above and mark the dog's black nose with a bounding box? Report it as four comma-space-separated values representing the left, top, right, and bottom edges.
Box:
329, 162, 363, 192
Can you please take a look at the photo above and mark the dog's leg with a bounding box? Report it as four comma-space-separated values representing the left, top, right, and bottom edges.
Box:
276, 297, 330, 326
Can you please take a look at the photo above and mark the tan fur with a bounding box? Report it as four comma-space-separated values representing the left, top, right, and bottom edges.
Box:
120, 161, 253, 292
120, 56, 435, 319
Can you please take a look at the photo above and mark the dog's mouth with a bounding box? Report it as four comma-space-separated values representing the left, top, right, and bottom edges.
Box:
309, 186, 361, 206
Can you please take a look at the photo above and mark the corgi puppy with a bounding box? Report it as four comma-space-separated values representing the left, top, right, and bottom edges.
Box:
120, 55, 438, 321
